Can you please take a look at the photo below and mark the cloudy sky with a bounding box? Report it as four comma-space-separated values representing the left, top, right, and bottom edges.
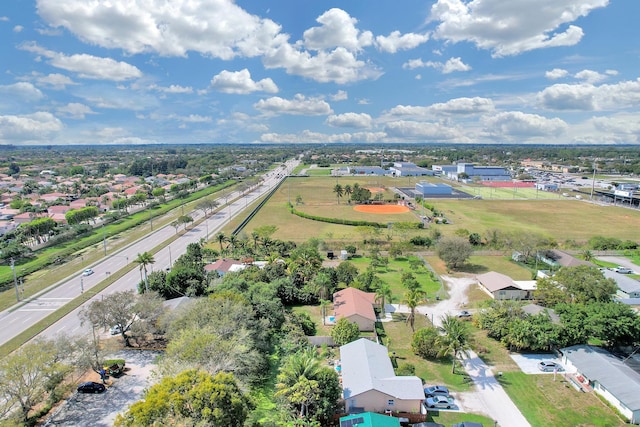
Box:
1, 0, 639, 145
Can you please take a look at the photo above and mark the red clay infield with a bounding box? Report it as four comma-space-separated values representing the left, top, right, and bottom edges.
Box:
353, 205, 410, 214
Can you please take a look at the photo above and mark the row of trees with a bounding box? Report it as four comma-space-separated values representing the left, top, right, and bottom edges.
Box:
332, 182, 372, 204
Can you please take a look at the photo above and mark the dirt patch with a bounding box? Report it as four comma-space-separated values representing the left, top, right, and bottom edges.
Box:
353, 204, 410, 214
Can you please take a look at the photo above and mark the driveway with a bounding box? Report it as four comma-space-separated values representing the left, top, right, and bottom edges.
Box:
510, 353, 569, 375
597, 256, 639, 273
411, 275, 531, 427
44, 350, 161, 426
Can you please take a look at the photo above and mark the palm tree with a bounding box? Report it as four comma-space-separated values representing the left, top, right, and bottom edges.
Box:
275, 349, 322, 417
333, 183, 343, 204
215, 232, 227, 253
436, 314, 472, 373
134, 251, 155, 292
344, 184, 352, 203
374, 282, 393, 316
403, 288, 425, 332
320, 299, 332, 326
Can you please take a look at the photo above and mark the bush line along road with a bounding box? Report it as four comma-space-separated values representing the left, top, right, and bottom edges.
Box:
0, 160, 297, 347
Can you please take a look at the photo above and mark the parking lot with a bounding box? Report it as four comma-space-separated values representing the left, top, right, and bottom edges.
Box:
44, 350, 161, 426
510, 353, 570, 374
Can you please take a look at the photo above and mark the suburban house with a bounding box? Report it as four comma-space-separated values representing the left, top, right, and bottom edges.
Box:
476, 271, 536, 300
601, 269, 640, 299
340, 338, 425, 414
204, 258, 245, 277
333, 287, 377, 331
339, 412, 400, 427
561, 345, 640, 424
521, 303, 561, 324
541, 249, 594, 269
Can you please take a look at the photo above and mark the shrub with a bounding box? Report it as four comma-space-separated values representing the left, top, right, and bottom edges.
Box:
411, 327, 440, 359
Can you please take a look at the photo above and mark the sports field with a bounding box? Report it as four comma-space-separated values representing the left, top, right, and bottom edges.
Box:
242, 176, 640, 245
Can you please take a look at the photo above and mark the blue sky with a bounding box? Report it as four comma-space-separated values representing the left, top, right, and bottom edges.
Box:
1, 0, 639, 146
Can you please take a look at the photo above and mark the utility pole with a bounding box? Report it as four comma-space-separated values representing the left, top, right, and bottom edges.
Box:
10, 258, 19, 302
102, 224, 107, 256
590, 161, 597, 201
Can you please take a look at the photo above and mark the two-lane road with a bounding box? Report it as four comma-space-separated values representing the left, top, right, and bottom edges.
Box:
0, 159, 298, 344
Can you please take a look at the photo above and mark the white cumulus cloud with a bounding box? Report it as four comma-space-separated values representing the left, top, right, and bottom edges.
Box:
254, 94, 333, 116
303, 8, 373, 52
56, 102, 96, 119
376, 31, 429, 53
326, 112, 372, 128
429, 0, 608, 57
403, 57, 471, 74
0, 82, 44, 101
484, 111, 568, 139
210, 69, 278, 94
0, 112, 63, 142
545, 68, 568, 79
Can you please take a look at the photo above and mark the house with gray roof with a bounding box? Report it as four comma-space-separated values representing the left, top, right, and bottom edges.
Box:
340, 338, 424, 414
561, 345, 640, 424
602, 269, 640, 299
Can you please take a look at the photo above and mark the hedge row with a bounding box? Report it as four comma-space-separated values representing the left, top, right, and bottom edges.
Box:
289, 207, 389, 228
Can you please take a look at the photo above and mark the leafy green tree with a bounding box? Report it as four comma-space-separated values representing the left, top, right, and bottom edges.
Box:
0, 338, 71, 423
115, 370, 250, 427
411, 327, 440, 359
401, 272, 420, 291
586, 302, 640, 347
535, 266, 616, 306
436, 314, 472, 373
331, 318, 360, 346
436, 237, 472, 270
335, 261, 358, 286
79, 290, 164, 347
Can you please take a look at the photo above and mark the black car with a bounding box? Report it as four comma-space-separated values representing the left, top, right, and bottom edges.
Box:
77, 381, 106, 393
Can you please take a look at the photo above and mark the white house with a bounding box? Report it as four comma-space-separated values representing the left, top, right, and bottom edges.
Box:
561, 345, 640, 424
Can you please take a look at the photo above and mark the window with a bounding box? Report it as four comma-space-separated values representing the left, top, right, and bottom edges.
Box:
387, 399, 395, 406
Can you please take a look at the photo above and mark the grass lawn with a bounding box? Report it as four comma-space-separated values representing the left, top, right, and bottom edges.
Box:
472, 329, 626, 426
347, 256, 443, 302
459, 255, 534, 280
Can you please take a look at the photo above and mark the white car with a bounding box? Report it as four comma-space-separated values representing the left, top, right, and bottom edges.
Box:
82, 269, 94, 276
613, 266, 633, 274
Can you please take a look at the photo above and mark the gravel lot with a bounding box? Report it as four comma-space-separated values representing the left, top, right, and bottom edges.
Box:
43, 350, 162, 427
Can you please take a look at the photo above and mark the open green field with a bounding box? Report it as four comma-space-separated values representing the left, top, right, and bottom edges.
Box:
431, 198, 640, 242
243, 176, 640, 246
456, 183, 565, 200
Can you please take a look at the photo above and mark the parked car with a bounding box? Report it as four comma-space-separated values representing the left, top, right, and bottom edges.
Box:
424, 395, 453, 409
538, 361, 562, 372
77, 381, 106, 393
452, 423, 483, 427
613, 266, 633, 274
82, 268, 94, 276
109, 325, 128, 335
456, 310, 472, 318
424, 385, 450, 398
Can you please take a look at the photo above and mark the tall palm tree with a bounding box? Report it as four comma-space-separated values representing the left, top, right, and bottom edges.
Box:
436, 314, 472, 373
374, 282, 393, 316
403, 288, 425, 332
343, 184, 352, 203
333, 183, 343, 205
215, 232, 227, 253
134, 251, 155, 292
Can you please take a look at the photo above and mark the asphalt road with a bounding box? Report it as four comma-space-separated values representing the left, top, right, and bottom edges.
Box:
0, 159, 298, 345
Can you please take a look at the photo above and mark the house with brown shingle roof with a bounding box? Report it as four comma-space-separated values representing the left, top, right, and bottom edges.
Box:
333, 287, 377, 331
476, 271, 533, 300
205, 258, 244, 276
